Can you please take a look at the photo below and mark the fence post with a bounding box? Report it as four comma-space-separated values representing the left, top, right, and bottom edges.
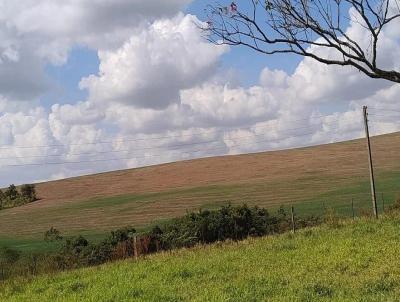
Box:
351, 198, 355, 220
291, 206, 295, 234
382, 193, 385, 213
133, 235, 138, 260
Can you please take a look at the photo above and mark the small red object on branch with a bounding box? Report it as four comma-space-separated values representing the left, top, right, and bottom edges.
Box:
230, 2, 238, 13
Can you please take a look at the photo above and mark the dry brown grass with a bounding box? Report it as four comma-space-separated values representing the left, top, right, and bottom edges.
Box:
0, 132, 399, 237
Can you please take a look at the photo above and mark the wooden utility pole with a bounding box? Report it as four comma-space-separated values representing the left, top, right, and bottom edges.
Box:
363, 106, 378, 219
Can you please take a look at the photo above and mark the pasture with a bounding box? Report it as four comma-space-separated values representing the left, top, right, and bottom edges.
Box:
0, 132, 399, 252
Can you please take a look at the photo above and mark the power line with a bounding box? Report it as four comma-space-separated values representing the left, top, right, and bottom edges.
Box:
368, 107, 400, 114
0, 127, 356, 168
0, 109, 394, 169
0, 107, 394, 156
0, 113, 356, 151
0, 131, 322, 167
0, 116, 356, 160
368, 113, 400, 118
0, 124, 315, 159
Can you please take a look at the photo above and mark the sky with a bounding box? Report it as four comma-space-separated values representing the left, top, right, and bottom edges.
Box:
0, 0, 398, 186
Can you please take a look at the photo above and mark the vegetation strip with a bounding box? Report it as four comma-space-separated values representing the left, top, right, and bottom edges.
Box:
2, 208, 400, 301
0, 204, 321, 282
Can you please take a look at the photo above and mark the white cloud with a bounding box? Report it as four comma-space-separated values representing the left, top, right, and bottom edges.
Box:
81, 14, 228, 109
0, 0, 192, 60
181, 83, 279, 126
0, 0, 192, 107
50, 102, 105, 126
259, 68, 288, 89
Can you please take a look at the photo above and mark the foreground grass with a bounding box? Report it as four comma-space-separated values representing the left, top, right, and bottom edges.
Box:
2, 213, 400, 301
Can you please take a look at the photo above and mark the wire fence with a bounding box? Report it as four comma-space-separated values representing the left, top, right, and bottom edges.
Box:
277, 190, 400, 222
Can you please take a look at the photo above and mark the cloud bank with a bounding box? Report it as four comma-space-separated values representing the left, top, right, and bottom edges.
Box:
0, 2, 398, 186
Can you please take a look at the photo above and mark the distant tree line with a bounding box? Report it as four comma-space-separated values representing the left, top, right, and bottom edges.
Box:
0, 184, 37, 210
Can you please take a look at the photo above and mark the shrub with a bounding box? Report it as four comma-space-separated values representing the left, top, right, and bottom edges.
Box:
389, 198, 400, 212
108, 227, 136, 246
53, 236, 91, 269
44, 227, 63, 242
0, 247, 21, 280
20, 184, 37, 202
0, 190, 5, 209
153, 204, 282, 250
0, 184, 38, 210
64, 236, 89, 255
5, 184, 19, 201
53, 227, 138, 268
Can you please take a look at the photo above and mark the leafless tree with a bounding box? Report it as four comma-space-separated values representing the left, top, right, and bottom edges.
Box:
204, 0, 400, 83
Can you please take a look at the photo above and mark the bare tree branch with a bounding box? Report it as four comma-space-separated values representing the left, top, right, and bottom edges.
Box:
203, 0, 400, 83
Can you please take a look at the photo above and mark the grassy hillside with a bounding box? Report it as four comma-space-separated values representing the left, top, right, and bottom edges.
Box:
2, 213, 400, 301
0, 132, 399, 252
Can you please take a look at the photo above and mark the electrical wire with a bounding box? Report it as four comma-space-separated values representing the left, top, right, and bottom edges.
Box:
0, 128, 360, 167
0, 109, 397, 169
0, 116, 356, 161
0, 112, 358, 151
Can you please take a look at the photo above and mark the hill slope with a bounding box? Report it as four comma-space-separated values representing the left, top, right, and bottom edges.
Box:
33, 132, 400, 203
0, 132, 399, 241
2, 214, 400, 301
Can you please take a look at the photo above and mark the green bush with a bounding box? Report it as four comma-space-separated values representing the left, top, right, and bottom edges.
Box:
5, 185, 19, 201
389, 198, 400, 211
152, 204, 307, 250
0, 247, 21, 280
44, 227, 63, 242
0, 184, 38, 210
108, 227, 136, 246
20, 184, 37, 203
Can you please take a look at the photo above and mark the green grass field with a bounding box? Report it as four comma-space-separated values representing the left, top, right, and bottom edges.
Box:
2, 212, 400, 301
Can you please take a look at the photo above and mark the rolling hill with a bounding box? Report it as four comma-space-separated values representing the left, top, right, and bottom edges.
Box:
0, 132, 400, 251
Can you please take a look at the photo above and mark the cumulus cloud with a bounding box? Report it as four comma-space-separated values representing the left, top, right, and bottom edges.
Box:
259, 68, 289, 89
181, 83, 279, 126
81, 14, 228, 109
0, 0, 192, 107
0, 50, 50, 102
0, 0, 192, 60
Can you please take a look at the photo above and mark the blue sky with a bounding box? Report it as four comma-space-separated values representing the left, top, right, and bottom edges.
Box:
43, 47, 100, 107
41, 0, 302, 112
186, 1, 301, 85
